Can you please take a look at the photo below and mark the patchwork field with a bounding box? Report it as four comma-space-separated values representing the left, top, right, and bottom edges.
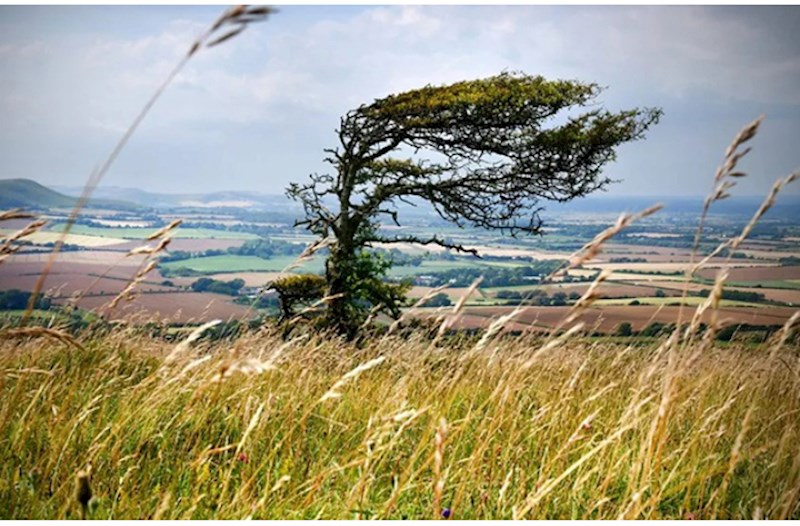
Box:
66, 292, 252, 323
440, 304, 797, 333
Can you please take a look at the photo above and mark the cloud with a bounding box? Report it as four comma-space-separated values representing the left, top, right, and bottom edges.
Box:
0, 5, 797, 195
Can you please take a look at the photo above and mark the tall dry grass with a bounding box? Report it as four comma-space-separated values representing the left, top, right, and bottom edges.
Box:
0, 325, 798, 519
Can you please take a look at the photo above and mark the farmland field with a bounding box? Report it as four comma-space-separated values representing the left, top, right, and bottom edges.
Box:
697, 265, 800, 282
161, 254, 326, 274
66, 291, 252, 323
593, 296, 765, 308
440, 304, 798, 333
0, 229, 127, 247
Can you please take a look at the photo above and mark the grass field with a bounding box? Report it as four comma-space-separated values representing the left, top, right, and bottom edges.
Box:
1, 326, 798, 519
160, 255, 523, 278
160, 255, 326, 274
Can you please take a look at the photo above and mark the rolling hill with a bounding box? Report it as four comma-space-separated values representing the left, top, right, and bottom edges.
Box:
0, 179, 141, 211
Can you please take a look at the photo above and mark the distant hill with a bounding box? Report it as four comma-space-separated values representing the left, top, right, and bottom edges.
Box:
54, 184, 299, 211
0, 178, 77, 209
0, 179, 141, 211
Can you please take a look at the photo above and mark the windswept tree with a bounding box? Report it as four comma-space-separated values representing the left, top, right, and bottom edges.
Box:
288, 72, 661, 337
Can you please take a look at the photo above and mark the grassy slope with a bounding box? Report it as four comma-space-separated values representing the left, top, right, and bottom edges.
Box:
0, 179, 139, 211
1, 328, 798, 519
0, 179, 75, 208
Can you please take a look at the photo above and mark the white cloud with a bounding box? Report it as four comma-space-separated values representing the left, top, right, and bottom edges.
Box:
0, 5, 797, 195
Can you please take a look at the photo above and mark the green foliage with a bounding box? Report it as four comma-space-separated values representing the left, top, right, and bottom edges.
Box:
417, 260, 564, 287
693, 288, 766, 303
420, 292, 452, 308
0, 289, 51, 311
268, 274, 327, 320
325, 250, 411, 334
190, 277, 245, 296
616, 322, 634, 337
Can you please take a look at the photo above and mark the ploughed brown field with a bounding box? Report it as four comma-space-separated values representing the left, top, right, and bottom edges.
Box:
420, 305, 798, 333
67, 292, 251, 323
0, 256, 172, 297
697, 265, 800, 281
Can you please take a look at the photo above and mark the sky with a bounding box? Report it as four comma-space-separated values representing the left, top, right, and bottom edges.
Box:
0, 4, 799, 197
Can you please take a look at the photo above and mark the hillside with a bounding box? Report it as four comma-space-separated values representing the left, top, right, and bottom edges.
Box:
0, 178, 76, 209
0, 178, 141, 211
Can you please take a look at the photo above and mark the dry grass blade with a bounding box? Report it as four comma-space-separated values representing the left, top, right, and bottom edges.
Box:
146, 219, 183, 241
0, 219, 47, 254
434, 277, 483, 342
433, 417, 448, 520
386, 284, 450, 335
0, 209, 36, 221
319, 356, 386, 402
1, 327, 85, 351
165, 320, 222, 363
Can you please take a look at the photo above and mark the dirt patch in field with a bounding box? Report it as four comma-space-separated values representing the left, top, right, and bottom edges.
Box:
63, 292, 253, 324
0, 256, 173, 297
697, 265, 800, 282
418, 305, 797, 333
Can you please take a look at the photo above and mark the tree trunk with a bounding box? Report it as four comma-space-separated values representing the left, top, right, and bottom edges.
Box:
325, 243, 357, 339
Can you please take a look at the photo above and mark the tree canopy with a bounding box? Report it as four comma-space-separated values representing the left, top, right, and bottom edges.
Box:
288, 72, 661, 337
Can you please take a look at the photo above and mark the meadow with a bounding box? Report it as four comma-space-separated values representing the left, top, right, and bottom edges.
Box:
1, 322, 798, 519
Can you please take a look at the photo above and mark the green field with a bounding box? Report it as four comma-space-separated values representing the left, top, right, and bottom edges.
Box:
387, 258, 525, 278
49, 224, 259, 240
161, 255, 326, 274
159, 254, 530, 279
